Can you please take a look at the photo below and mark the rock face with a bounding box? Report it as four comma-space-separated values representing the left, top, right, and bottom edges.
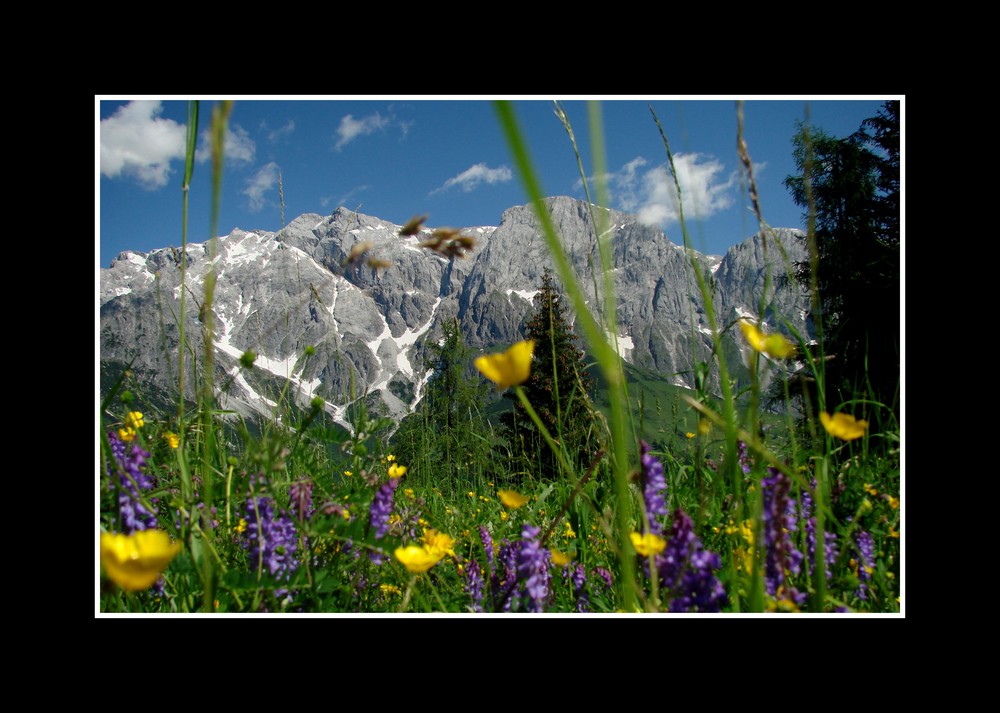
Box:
100, 196, 809, 428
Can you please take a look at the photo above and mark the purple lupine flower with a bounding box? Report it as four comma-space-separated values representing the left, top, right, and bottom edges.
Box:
289, 479, 314, 521
465, 558, 485, 613
737, 440, 752, 475
570, 563, 590, 612
369, 478, 400, 539
593, 566, 613, 591
516, 524, 551, 613
243, 495, 298, 581
657, 508, 727, 612
492, 538, 519, 612
801, 480, 838, 583
855, 530, 875, 601
479, 525, 494, 574
761, 468, 804, 596
639, 441, 669, 535
107, 431, 158, 533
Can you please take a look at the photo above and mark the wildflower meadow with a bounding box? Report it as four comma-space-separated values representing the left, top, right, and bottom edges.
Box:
98, 99, 901, 615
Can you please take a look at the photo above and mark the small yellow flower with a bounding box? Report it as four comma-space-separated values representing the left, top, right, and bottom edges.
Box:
498, 489, 529, 509
685, 432, 696, 439
394, 545, 442, 573
388, 463, 408, 478
630, 531, 666, 557
422, 529, 456, 558
343, 470, 353, 477
125, 411, 144, 430
386, 454, 396, 462
819, 411, 868, 441
474, 339, 535, 389
234, 518, 247, 534
467, 491, 475, 499
698, 418, 711, 436
500, 510, 509, 522
739, 320, 795, 359
562, 520, 576, 539
164, 431, 179, 449
550, 548, 573, 567
887, 495, 899, 510
100, 530, 181, 591
118, 426, 137, 442
380, 584, 401, 596
404, 488, 415, 500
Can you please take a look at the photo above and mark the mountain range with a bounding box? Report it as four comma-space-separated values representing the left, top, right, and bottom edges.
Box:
99, 196, 810, 429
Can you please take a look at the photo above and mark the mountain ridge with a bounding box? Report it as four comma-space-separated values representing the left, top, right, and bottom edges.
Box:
100, 195, 809, 429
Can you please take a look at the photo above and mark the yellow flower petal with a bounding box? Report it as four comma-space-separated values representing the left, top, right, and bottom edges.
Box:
100, 530, 181, 591
497, 489, 529, 509
475, 340, 535, 389
819, 411, 868, 441
739, 320, 795, 359
421, 529, 456, 558
394, 545, 442, 574
629, 531, 666, 557
388, 463, 408, 478
550, 548, 573, 567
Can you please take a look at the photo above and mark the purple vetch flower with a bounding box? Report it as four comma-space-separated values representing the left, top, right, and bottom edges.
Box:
855, 529, 875, 601
492, 538, 519, 612
656, 508, 727, 613
243, 495, 299, 581
761, 468, 804, 597
639, 441, 669, 535
570, 563, 590, 612
593, 567, 613, 591
107, 431, 158, 534
369, 478, 400, 539
289, 479, 314, 521
465, 558, 485, 613
479, 526, 495, 574
516, 524, 552, 612
737, 440, 752, 475
801, 479, 838, 583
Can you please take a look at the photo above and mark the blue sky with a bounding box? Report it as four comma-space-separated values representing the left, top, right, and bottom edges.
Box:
97, 96, 895, 268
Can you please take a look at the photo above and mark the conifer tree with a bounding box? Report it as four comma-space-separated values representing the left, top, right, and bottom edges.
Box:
500, 269, 598, 480
392, 318, 491, 483
784, 100, 900, 415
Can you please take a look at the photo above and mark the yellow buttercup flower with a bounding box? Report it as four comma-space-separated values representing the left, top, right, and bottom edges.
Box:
422, 529, 456, 558
100, 530, 181, 591
819, 411, 868, 441
475, 339, 535, 389
394, 545, 442, 574
630, 531, 666, 557
550, 548, 573, 567
739, 320, 795, 359
497, 489, 529, 509
388, 463, 408, 478
685, 432, 696, 439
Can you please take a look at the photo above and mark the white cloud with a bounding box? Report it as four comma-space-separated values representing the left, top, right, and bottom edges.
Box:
592, 153, 737, 228
334, 112, 390, 150
243, 162, 280, 212
267, 119, 295, 142
195, 124, 256, 165
430, 163, 512, 195
100, 100, 186, 189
